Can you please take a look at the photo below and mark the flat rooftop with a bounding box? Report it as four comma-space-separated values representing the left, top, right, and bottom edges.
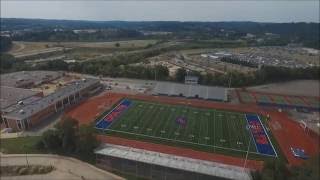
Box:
2, 78, 99, 120
0, 71, 62, 87
0, 86, 40, 109
153, 82, 227, 101
95, 144, 251, 180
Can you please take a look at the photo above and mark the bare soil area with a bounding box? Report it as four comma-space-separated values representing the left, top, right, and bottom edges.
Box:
247, 80, 320, 97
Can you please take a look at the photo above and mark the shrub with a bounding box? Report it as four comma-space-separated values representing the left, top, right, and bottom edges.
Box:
18, 167, 28, 175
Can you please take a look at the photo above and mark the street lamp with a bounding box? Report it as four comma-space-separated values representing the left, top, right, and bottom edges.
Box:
23, 145, 29, 167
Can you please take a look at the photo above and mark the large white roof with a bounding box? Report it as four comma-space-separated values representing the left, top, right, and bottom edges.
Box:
95, 144, 252, 180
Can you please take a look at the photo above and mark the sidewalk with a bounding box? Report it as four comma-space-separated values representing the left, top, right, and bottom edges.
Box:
0, 154, 124, 180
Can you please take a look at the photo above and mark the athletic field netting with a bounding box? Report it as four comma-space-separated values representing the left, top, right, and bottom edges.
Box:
95, 99, 277, 158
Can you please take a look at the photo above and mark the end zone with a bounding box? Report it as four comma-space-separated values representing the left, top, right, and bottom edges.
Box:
245, 114, 277, 157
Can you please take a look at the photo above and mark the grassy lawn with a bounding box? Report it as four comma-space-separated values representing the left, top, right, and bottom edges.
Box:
0, 136, 43, 154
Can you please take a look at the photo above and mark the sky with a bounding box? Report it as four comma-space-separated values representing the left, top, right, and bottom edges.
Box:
1, 1, 319, 23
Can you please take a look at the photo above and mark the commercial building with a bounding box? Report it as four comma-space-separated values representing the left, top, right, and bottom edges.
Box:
1, 78, 101, 131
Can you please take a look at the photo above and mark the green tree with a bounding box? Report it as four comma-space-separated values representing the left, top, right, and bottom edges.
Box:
154, 65, 169, 80
0, 36, 13, 52
252, 159, 288, 180
0, 53, 16, 73
40, 129, 62, 152
175, 68, 187, 82
289, 154, 319, 180
76, 125, 99, 160
56, 117, 78, 153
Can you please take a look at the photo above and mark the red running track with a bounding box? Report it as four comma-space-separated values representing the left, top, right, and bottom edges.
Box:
263, 110, 319, 166
97, 135, 264, 171
67, 92, 319, 168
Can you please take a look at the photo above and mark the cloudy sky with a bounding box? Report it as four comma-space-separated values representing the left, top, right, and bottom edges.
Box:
1, 1, 319, 22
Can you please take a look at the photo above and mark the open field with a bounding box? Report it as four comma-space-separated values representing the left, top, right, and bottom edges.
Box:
96, 98, 279, 160
9, 40, 158, 61
237, 89, 320, 110
10, 41, 51, 54
10, 40, 157, 54
247, 80, 320, 97
59, 40, 157, 48
0, 136, 43, 154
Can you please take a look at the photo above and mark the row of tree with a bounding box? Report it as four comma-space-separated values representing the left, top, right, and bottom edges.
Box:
174, 66, 320, 87
1, 51, 319, 87
252, 156, 319, 180
0, 36, 13, 52
11, 29, 143, 42
37, 117, 99, 162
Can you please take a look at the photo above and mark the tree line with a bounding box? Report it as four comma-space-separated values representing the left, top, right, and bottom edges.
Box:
1, 51, 319, 87
251, 156, 319, 180
36, 117, 99, 163
0, 36, 13, 52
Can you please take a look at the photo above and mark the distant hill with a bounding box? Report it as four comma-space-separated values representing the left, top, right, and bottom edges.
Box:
1, 18, 319, 48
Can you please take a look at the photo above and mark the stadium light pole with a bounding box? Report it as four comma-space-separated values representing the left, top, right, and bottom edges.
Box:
228, 73, 232, 88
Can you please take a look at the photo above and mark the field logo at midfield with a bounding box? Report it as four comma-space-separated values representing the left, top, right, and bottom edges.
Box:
245, 114, 277, 157
95, 99, 132, 129
176, 117, 187, 127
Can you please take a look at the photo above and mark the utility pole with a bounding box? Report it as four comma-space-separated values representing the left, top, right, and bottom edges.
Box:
243, 138, 251, 173
228, 73, 232, 88
24, 145, 29, 167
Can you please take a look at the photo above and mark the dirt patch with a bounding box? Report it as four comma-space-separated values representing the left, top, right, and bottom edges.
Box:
247, 80, 320, 97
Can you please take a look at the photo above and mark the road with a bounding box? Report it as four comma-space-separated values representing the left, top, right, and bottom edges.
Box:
0, 154, 123, 180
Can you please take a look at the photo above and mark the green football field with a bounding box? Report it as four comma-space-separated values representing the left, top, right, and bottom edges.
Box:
101, 99, 280, 159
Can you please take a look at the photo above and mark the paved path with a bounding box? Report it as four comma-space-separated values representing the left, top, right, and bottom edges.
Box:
0, 154, 123, 180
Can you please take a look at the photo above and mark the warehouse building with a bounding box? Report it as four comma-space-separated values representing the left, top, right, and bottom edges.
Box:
152, 82, 228, 101
95, 144, 251, 180
1, 78, 101, 131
